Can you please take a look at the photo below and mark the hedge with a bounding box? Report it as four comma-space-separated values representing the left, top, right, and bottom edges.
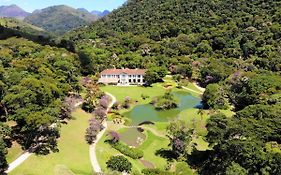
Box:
142, 168, 174, 175
110, 142, 144, 159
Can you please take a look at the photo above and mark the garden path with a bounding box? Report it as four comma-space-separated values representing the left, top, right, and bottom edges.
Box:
90, 92, 116, 173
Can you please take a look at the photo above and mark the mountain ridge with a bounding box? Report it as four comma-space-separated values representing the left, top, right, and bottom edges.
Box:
0, 4, 30, 19
91, 10, 110, 17
24, 5, 99, 34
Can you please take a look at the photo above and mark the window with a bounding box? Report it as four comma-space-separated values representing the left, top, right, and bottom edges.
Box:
138, 75, 141, 78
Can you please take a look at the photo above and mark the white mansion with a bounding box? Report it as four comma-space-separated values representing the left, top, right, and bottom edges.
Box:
98, 68, 146, 85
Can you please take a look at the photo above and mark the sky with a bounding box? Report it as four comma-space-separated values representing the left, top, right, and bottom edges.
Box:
0, 0, 127, 12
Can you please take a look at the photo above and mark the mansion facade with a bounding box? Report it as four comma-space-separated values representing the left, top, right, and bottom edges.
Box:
98, 68, 146, 85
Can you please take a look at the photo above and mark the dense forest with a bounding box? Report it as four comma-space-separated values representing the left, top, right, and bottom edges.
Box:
65, 0, 281, 174
0, 36, 81, 173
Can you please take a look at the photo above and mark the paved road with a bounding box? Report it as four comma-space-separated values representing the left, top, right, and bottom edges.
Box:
90, 92, 116, 173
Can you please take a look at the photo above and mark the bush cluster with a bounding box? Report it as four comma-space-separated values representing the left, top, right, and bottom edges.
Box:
110, 142, 144, 159
106, 155, 132, 172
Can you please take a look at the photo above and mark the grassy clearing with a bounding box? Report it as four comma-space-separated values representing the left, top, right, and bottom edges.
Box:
179, 108, 209, 135
138, 131, 169, 169
10, 109, 93, 175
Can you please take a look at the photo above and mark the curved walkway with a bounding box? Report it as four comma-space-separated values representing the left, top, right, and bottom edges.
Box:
90, 92, 116, 173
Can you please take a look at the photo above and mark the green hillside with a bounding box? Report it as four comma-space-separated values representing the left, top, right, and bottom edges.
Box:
0, 17, 47, 34
24, 5, 99, 34
66, 0, 280, 76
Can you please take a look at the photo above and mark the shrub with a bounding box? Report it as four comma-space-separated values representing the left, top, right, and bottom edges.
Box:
85, 118, 103, 144
124, 118, 132, 126
137, 127, 144, 132
141, 94, 150, 100
123, 96, 131, 109
106, 155, 132, 172
107, 131, 120, 143
94, 107, 107, 120
142, 168, 173, 175
82, 100, 95, 113
99, 95, 110, 109
110, 141, 144, 159
112, 101, 121, 110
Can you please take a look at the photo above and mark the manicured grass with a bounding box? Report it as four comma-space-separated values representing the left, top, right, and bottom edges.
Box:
6, 142, 23, 163
96, 131, 146, 174
175, 162, 196, 175
179, 108, 209, 150
179, 108, 209, 135
10, 109, 93, 175
96, 129, 169, 174
100, 84, 166, 104
138, 131, 169, 169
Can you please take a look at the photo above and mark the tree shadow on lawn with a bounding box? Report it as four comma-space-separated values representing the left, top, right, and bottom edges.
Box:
155, 148, 178, 161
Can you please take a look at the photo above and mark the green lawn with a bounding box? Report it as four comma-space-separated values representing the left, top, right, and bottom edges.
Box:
101, 84, 166, 104
96, 129, 169, 174
10, 109, 93, 175
6, 142, 23, 163
175, 162, 195, 175
179, 108, 209, 132
138, 131, 169, 168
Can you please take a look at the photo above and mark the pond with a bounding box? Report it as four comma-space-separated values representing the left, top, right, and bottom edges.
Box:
119, 127, 146, 147
124, 90, 202, 126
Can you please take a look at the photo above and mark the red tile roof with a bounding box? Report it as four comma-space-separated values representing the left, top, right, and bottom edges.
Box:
100, 68, 146, 75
